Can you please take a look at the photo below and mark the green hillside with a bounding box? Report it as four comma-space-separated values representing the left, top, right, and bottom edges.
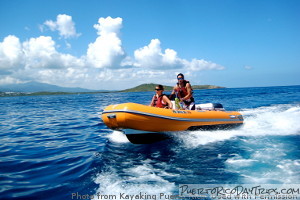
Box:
1, 83, 224, 97
120, 83, 224, 92
120, 83, 173, 92
193, 85, 224, 89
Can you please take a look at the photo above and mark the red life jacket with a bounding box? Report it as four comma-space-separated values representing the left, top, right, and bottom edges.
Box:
175, 80, 194, 100
153, 94, 167, 108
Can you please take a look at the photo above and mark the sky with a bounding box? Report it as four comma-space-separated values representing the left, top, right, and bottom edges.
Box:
0, 0, 299, 90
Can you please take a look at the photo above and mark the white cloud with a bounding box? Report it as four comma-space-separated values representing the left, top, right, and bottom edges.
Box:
65, 41, 72, 49
0, 76, 24, 85
0, 35, 23, 69
22, 36, 83, 69
44, 20, 56, 31
23, 36, 57, 68
133, 39, 224, 71
34, 67, 89, 86
44, 14, 80, 38
86, 17, 126, 68
134, 39, 181, 69
93, 17, 123, 36
0, 16, 225, 89
244, 65, 253, 70
185, 59, 225, 71
0, 35, 85, 87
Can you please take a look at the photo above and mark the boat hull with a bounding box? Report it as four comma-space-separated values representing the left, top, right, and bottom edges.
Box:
102, 103, 244, 134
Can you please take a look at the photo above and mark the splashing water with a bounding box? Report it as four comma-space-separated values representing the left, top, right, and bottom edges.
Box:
96, 104, 300, 198
174, 104, 300, 148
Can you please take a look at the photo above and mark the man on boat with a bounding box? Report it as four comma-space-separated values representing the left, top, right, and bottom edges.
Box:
150, 85, 173, 109
170, 73, 195, 110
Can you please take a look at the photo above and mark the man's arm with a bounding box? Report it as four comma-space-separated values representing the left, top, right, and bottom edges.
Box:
163, 95, 173, 109
169, 86, 176, 99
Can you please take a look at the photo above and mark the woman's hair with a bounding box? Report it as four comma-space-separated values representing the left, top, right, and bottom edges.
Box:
157, 84, 164, 90
177, 73, 184, 79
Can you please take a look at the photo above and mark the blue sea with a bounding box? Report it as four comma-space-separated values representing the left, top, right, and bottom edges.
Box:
1, 85, 300, 200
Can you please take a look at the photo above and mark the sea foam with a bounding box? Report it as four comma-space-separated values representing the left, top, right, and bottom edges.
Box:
174, 104, 300, 148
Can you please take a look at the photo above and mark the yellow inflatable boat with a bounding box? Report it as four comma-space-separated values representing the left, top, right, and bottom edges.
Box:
102, 103, 243, 143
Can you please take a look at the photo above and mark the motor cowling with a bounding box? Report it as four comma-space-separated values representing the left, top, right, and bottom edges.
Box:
195, 103, 225, 111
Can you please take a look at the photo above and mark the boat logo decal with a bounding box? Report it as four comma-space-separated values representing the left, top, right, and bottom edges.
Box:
173, 110, 191, 114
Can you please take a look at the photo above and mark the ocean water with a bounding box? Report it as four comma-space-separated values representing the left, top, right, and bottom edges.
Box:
0, 85, 300, 200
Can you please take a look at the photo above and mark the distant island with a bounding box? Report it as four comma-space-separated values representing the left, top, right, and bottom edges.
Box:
120, 83, 224, 92
0, 82, 224, 97
120, 83, 173, 92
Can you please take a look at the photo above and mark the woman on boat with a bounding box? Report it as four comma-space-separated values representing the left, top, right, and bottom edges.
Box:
150, 85, 173, 109
170, 73, 195, 110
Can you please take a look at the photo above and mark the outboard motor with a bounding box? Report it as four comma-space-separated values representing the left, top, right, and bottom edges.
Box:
196, 103, 225, 111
